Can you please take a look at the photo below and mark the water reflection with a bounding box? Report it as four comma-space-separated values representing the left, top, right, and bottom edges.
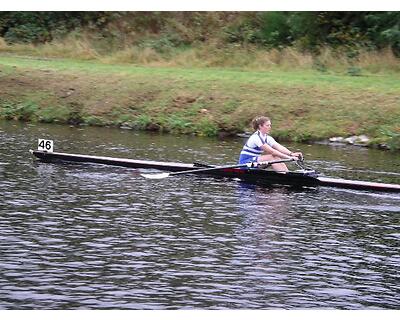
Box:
231, 184, 400, 308
0, 120, 399, 309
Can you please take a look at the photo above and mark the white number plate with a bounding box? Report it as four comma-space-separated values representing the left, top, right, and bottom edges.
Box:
38, 139, 54, 152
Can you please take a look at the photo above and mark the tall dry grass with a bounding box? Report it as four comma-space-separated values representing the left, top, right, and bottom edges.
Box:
1, 36, 399, 73
0, 35, 100, 60
0, 37, 8, 50
101, 47, 163, 65
38, 35, 101, 60
356, 47, 400, 72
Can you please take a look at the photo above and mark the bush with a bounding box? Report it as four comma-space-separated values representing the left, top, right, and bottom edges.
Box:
66, 102, 85, 125
0, 101, 38, 121
380, 127, 400, 150
37, 106, 70, 123
195, 118, 219, 136
165, 115, 192, 133
223, 21, 257, 44
133, 114, 152, 130
139, 32, 186, 53
83, 115, 106, 126
2, 12, 400, 57
347, 66, 362, 76
0, 12, 111, 44
4, 24, 49, 44
0, 102, 17, 119
254, 12, 292, 47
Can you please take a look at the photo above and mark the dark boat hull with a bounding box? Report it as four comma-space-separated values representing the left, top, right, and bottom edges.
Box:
30, 150, 400, 193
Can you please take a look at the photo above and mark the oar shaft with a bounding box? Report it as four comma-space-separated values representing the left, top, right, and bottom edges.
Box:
168, 163, 249, 176
168, 158, 295, 176
141, 158, 296, 179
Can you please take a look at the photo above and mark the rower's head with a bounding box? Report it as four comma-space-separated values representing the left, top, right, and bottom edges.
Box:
252, 116, 271, 132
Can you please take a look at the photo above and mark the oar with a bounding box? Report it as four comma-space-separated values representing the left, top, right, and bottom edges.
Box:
141, 158, 296, 179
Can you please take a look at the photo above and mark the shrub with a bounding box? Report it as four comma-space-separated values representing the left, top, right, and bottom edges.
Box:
0, 102, 17, 119
165, 115, 192, 133
0, 101, 38, 121
4, 24, 49, 44
380, 127, 400, 150
254, 12, 292, 47
347, 66, 362, 76
133, 114, 152, 130
195, 118, 219, 136
83, 115, 106, 126
37, 105, 70, 123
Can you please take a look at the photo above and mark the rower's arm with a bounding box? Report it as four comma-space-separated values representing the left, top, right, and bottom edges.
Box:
261, 143, 292, 159
274, 143, 292, 156
273, 143, 302, 159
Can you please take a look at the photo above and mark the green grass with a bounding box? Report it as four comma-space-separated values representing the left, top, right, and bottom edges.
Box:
0, 55, 399, 149
1, 55, 399, 92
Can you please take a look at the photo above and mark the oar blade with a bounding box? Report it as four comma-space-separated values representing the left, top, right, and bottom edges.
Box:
141, 172, 171, 179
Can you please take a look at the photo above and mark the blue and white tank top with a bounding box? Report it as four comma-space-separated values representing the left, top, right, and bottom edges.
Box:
240, 131, 277, 157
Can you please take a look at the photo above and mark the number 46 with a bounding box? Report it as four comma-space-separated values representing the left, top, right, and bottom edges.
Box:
38, 139, 54, 152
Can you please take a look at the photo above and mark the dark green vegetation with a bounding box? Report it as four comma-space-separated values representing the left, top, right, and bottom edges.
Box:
1, 12, 400, 55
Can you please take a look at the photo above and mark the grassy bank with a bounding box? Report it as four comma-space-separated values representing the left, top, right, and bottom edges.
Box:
0, 55, 399, 150
2, 36, 400, 74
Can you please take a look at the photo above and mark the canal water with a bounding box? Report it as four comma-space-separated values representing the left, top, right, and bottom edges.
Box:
0, 120, 399, 309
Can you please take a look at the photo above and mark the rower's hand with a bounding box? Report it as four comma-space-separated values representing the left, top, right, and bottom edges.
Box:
290, 152, 303, 161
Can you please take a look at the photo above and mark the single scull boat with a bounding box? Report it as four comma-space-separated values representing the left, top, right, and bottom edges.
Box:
30, 149, 400, 193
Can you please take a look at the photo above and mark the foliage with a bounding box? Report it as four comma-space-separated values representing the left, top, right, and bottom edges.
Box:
0, 100, 38, 121
83, 115, 107, 126
364, 12, 400, 55
0, 12, 110, 44
223, 12, 400, 56
132, 114, 152, 130
347, 66, 363, 76
139, 33, 186, 54
1, 12, 400, 56
37, 105, 70, 123
164, 115, 192, 133
194, 118, 219, 136
254, 12, 292, 47
379, 127, 400, 150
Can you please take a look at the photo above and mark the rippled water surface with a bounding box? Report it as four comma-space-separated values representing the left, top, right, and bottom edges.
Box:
1, 121, 399, 309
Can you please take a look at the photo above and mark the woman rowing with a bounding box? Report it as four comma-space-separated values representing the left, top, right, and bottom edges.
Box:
238, 116, 302, 172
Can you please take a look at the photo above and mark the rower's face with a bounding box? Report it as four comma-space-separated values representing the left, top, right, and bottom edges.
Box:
259, 121, 271, 134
